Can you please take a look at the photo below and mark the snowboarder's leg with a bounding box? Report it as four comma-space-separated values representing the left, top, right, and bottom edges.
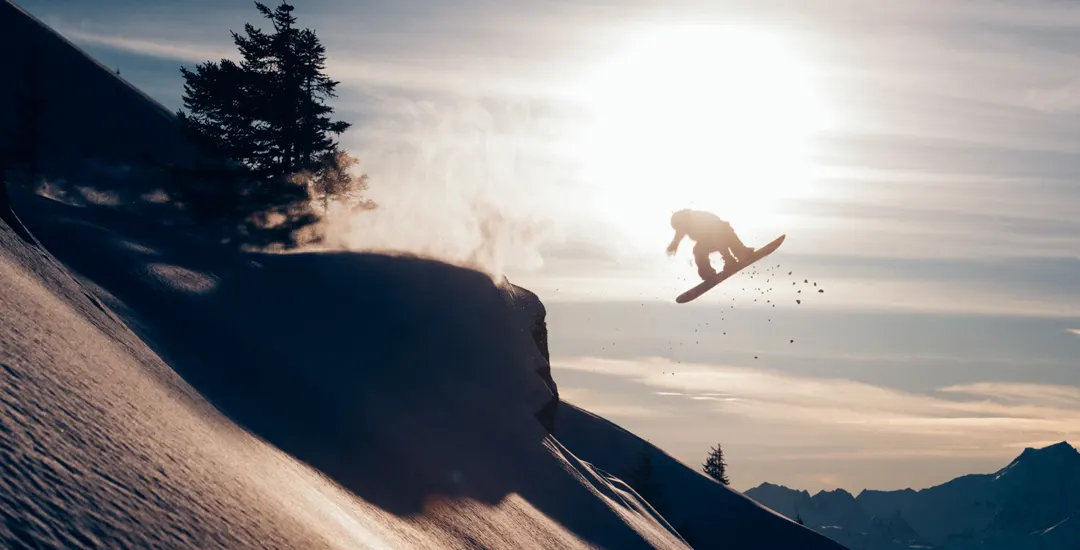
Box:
731, 241, 755, 260
692, 241, 718, 280
720, 222, 754, 260
720, 249, 738, 270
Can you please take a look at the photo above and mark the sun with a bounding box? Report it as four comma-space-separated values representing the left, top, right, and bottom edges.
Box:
570, 23, 829, 249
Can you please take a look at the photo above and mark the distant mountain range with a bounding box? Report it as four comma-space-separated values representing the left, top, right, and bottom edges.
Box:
745, 441, 1080, 550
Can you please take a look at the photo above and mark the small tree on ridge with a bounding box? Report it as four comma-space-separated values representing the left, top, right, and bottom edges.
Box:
703, 442, 730, 485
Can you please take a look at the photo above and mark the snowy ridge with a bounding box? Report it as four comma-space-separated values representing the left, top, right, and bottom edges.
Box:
3, 0, 177, 122
746, 441, 1080, 550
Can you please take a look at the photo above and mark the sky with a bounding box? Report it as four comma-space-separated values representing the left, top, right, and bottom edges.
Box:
14, 0, 1080, 493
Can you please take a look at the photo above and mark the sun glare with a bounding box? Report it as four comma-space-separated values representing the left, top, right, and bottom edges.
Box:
571, 24, 829, 249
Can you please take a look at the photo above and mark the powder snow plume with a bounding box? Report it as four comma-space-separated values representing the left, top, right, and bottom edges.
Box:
311, 95, 574, 280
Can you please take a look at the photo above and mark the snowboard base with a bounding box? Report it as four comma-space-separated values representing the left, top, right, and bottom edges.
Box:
675, 234, 786, 304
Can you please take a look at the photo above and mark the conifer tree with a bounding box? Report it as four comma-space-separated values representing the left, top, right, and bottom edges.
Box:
703, 443, 730, 485
177, 58, 257, 169
176, 1, 357, 246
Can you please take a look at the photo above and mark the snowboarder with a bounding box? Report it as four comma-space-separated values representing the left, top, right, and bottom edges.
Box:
666, 208, 755, 281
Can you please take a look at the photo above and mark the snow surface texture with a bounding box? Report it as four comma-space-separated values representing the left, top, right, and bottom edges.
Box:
3, 189, 687, 549
746, 441, 1080, 550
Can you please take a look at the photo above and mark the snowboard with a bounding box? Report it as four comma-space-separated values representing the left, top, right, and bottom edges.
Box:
675, 234, 786, 304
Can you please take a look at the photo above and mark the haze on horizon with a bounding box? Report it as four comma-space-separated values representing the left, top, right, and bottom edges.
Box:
16, 0, 1080, 493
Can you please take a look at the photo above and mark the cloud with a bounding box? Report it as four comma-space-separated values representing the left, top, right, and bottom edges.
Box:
1068, 328, 1080, 337
512, 267, 1080, 318
61, 29, 229, 63
551, 355, 1080, 491
60, 28, 521, 97
939, 382, 1080, 407
55, 9, 598, 102
556, 356, 1080, 442
936, 0, 1080, 29
328, 59, 541, 98
815, 474, 842, 487
1022, 81, 1080, 114
558, 386, 670, 418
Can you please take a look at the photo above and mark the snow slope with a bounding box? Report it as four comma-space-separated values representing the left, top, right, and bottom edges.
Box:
556, 404, 845, 549
4, 186, 695, 546
3, 188, 691, 549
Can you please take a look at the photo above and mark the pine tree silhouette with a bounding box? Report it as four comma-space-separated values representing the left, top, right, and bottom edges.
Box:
702, 443, 730, 485
175, 1, 359, 247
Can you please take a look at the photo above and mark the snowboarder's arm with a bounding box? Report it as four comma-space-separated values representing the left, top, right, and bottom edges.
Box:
666, 230, 686, 256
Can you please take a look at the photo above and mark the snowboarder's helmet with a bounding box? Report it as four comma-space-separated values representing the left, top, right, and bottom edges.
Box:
671, 209, 692, 231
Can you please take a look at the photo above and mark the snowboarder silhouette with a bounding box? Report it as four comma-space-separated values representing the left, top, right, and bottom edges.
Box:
666, 208, 755, 281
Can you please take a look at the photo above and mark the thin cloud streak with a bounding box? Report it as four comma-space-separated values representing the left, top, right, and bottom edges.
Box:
515, 271, 1080, 319
558, 386, 671, 418
940, 382, 1080, 408
557, 356, 1080, 444
801, 0, 1080, 29
62, 29, 229, 63
59, 28, 557, 98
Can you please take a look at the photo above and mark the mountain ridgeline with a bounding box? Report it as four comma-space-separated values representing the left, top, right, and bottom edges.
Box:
745, 441, 1080, 550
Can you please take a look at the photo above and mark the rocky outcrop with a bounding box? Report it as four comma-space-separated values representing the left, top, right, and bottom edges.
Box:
500, 279, 559, 435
